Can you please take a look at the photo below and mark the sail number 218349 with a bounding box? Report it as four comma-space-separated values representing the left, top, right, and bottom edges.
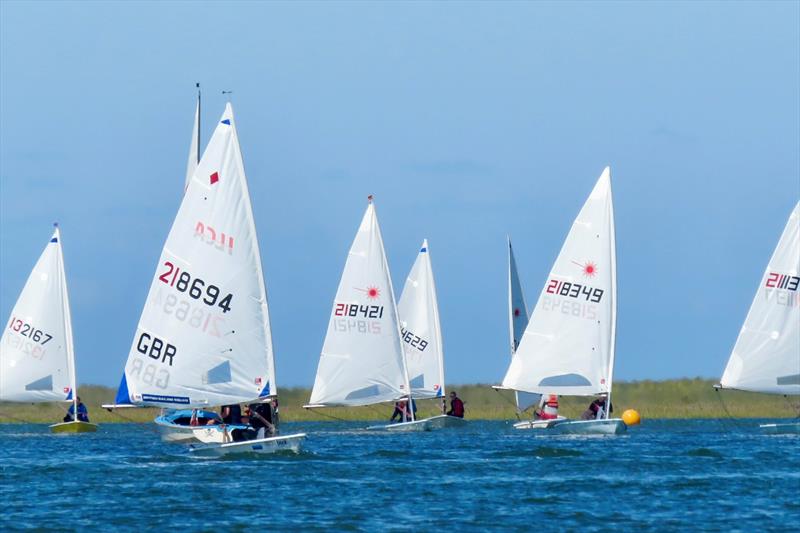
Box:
158, 261, 233, 314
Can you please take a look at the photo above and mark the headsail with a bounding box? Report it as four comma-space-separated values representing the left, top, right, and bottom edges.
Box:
115, 103, 276, 408
502, 167, 617, 397
398, 239, 445, 399
185, 86, 200, 190
309, 200, 408, 407
720, 202, 800, 395
1, 226, 75, 402
507, 238, 540, 412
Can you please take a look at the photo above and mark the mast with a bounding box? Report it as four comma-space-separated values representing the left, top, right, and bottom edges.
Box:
56, 223, 78, 420
373, 195, 415, 421
427, 239, 446, 401
604, 168, 618, 419
196, 83, 200, 165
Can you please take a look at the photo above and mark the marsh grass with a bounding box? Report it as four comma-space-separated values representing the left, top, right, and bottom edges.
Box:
1, 379, 797, 423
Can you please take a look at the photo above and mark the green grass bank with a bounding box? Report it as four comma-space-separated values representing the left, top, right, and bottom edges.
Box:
1, 379, 798, 424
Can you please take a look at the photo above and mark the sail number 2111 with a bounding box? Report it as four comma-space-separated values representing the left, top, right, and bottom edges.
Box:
158, 261, 233, 314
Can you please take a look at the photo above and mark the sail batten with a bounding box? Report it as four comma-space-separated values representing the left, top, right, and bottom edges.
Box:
309, 201, 408, 407
720, 202, 800, 395
502, 168, 616, 397
117, 104, 275, 408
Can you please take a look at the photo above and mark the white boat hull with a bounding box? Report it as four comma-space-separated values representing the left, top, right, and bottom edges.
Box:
513, 416, 567, 430
154, 420, 200, 443
189, 433, 306, 457
549, 418, 627, 435
760, 422, 800, 434
367, 415, 467, 432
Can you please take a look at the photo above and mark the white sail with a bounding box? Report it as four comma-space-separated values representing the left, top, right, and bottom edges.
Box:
309, 200, 409, 407
1, 226, 75, 403
398, 239, 445, 399
502, 167, 617, 397
185, 91, 200, 190
720, 202, 800, 395
507, 238, 540, 412
115, 103, 276, 408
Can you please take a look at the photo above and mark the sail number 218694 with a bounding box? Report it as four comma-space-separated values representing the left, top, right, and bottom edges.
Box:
158, 261, 233, 314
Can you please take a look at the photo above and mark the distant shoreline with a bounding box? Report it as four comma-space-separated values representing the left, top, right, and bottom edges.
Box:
1, 379, 798, 424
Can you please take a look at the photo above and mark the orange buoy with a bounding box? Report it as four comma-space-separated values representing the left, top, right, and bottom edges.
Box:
622, 409, 641, 426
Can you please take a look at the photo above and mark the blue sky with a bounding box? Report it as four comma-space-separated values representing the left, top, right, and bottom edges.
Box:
1, 1, 798, 388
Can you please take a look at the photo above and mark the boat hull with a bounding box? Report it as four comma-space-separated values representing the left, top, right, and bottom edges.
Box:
760, 422, 800, 434
154, 410, 233, 443
49, 421, 98, 433
549, 418, 627, 435
189, 433, 306, 457
367, 415, 467, 432
513, 416, 567, 430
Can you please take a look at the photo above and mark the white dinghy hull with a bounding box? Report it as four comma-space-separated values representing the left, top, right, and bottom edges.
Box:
549, 418, 627, 435
513, 416, 567, 430
189, 432, 306, 457
759, 422, 800, 435
367, 415, 466, 432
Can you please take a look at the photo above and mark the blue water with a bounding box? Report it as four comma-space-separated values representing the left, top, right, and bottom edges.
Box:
1, 419, 798, 531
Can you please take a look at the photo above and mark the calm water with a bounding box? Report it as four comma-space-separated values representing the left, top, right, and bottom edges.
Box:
1, 419, 798, 531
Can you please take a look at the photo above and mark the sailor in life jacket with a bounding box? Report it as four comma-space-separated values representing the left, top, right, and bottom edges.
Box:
536, 394, 559, 420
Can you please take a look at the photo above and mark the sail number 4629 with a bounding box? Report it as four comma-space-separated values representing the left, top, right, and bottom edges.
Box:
158, 261, 233, 313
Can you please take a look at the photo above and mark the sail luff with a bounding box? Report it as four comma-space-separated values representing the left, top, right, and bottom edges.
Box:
226, 106, 277, 397
604, 168, 617, 418
427, 240, 447, 399
56, 226, 78, 413
185, 89, 200, 190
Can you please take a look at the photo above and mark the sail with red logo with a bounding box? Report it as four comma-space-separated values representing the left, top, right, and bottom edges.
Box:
718, 202, 800, 434
501, 167, 626, 435
307, 198, 410, 409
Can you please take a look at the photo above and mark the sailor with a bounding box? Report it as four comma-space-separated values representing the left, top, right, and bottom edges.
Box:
536, 394, 559, 420
390, 400, 410, 423
248, 402, 276, 439
62, 396, 89, 423
220, 404, 242, 425
581, 396, 612, 420
446, 391, 465, 418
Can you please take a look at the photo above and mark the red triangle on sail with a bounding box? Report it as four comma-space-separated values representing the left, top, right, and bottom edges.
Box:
210, 172, 219, 185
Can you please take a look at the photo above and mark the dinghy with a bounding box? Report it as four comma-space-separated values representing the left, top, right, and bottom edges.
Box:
1, 225, 97, 433
386, 239, 465, 431
306, 198, 423, 430
109, 103, 304, 454
717, 202, 800, 434
499, 167, 627, 435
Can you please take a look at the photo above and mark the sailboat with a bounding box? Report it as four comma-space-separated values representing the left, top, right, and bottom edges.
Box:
500, 167, 626, 435
305, 197, 419, 428
717, 202, 800, 434
381, 239, 466, 431
505, 238, 565, 430
108, 103, 304, 455
1, 224, 97, 433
